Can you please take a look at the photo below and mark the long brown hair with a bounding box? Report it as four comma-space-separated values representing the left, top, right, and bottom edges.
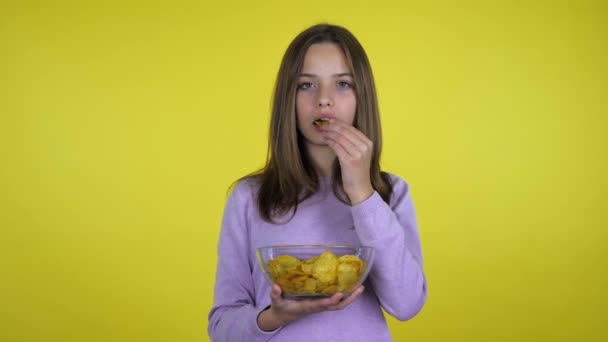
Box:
242, 23, 392, 222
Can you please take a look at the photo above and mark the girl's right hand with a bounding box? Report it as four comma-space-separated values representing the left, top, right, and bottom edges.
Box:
257, 284, 365, 331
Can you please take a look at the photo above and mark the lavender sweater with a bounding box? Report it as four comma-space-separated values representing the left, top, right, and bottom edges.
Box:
208, 174, 427, 342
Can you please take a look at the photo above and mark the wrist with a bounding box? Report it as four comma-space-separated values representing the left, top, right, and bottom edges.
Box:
257, 306, 287, 332
348, 185, 374, 206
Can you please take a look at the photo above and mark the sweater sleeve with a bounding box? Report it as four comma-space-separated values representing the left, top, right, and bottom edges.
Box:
207, 183, 281, 342
351, 176, 427, 321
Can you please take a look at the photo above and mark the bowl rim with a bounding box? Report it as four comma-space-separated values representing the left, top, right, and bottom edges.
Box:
256, 244, 374, 250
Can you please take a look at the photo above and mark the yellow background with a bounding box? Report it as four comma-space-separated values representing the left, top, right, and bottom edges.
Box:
1, 0, 607, 341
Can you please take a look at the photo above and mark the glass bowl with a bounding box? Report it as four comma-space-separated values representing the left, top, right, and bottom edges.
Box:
256, 244, 374, 299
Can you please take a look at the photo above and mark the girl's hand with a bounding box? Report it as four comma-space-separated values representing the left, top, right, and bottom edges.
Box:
321, 119, 374, 205
257, 284, 365, 332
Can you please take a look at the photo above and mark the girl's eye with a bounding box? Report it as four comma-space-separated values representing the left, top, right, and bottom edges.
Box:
298, 82, 314, 89
337, 81, 352, 88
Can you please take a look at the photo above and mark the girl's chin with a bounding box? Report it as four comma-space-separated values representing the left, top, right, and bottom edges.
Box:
304, 140, 332, 149
301, 133, 326, 144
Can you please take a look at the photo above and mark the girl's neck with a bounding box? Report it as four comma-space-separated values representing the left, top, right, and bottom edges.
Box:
305, 144, 336, 177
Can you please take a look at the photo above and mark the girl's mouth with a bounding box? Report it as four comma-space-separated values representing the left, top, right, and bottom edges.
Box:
313, 118, 330, 127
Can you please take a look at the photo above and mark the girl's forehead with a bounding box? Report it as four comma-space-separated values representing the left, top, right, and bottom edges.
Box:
301, 43, 351, 74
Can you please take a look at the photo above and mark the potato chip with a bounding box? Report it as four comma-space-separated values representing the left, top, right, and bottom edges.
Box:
303, 278, 317, 293
337, 262, 359, 291
266, 250, 367, 296
301, 263, 313, 275
312, 251, 338, 283
268, 255, 300, 278
313, 118, 330, 127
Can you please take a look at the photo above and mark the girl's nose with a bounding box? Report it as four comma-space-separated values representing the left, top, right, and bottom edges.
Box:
317, 95, 333, 107
317, 86, 333, 107
317, 99, 332, 107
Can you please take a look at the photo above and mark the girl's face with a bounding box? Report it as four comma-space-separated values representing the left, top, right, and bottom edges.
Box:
296, 43, 357, 146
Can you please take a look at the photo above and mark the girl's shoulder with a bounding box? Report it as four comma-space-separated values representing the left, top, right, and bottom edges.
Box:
228, 175, 262, 201
383, 171, 412, 199
384, 171, 408, 186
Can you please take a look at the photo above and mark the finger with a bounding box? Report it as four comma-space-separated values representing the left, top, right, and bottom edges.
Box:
312, 293, 343, 307
324, 122, 367, 147
325, 120, 371, 145
323, 125, 372, 157
327, 285, 365, 310
331, 287, 363, 310
324, 136, 352, 162
323, 131, 360, 158
307, 292, 349, 312
270, 284, 282, 302
292, 294, 338, 315
312, 293, 343, 306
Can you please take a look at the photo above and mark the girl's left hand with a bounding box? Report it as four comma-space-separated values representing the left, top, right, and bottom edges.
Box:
321, 119, 374, 205
257, 284, 365, 331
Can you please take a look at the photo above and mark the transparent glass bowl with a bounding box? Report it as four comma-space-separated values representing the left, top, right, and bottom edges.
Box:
256, 244, 374, 299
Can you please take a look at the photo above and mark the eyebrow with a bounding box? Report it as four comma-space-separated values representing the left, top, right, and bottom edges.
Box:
299, 73, 353, 78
